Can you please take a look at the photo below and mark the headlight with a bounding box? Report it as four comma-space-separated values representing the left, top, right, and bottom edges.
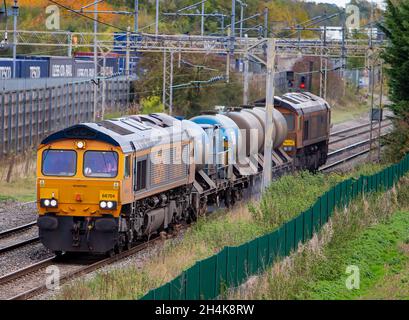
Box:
100, 201, 117, 210
75, 141, 86, 149
41, 198, 58, 208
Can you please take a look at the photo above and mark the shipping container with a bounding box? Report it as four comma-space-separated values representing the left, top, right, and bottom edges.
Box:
49, 57, 74, 78
74, 59, 95, 78
99, 57, 119, 76
113, 32, 142, 55
0, 59, 14, 79
16, 59, 49, 78
74, 52, 123, 77
17, 55, 74, 78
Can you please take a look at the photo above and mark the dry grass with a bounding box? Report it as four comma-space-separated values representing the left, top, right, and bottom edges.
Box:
0, 153, 36, 202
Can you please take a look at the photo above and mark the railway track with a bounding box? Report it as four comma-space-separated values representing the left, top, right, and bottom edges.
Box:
322, 131, 391, 171
0, 237, 161, 300
0, 236, 40, 254
329, 117, 393, 137
0, 221, 37, 238
0, 221, 39, 255
329, 121, 392, 145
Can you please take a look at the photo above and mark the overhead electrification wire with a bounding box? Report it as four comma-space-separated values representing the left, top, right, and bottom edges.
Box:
47, 0, 127, 32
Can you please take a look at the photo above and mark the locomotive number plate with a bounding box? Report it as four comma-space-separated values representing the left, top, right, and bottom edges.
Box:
283, 139, 295, 146
100, 191, 118, 201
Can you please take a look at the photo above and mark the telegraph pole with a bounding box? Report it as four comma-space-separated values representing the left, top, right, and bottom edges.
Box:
12, 0, 18, 78
169, 51, 174, 115
162, 50, 167, 106
264, 7, 268, 38
67, 31, 72, 57
368, 51, 376, 160
226, 28, 231, 83
262, 38, 276, 191
377, 61, 383, 162
243, 34, 249, 105
93, 1, 98, 121
155, 0, 160, 36
368, 1, 375, 160
134, 0, 139, 32
341, 8, 347, 96
237, 0, 247, 38
201, 1, 205, 36
125, 26, 131, 79
231, 0, 236, 40
101, 51, 106, 119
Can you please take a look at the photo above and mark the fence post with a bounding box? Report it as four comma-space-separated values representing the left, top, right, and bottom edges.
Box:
1, 93, 5, 158
14, 91, 19, 154
28, 90, 34, 147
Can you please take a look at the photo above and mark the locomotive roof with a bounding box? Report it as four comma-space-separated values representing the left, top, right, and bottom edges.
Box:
41, 116, 189, 153
254, 92, 330, 115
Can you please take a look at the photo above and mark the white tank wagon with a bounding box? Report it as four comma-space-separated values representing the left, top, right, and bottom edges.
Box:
225, 109, 264, 157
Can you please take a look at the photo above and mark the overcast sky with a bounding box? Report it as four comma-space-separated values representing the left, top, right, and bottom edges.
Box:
310, 0, 385, 8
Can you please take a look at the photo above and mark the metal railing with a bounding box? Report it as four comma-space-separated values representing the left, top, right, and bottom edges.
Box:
0, 76, 131, 157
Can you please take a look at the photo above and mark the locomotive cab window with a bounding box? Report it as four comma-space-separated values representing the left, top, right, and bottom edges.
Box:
83, 151, 118, 178
42, 149, 77, 176
283, 114, 295, 131
124, 155, 131, 178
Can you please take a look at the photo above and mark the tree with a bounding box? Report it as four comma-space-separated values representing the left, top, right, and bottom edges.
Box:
140, 96, 164, 114
380, 0, 409, 160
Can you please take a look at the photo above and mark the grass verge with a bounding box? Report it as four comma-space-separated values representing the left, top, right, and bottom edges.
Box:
55, 163, 384, 300
0, 175, 36, 203
329, 85, 370, 124
228, 177, 409, 300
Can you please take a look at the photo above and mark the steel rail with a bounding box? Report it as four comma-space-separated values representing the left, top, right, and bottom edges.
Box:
0, 236, 40, 255
330, 120, 392, 138
320, 148, 371, 171
0, 257, 56, 286
0, 221, 37, 239
329, 122, 392, 145
328, 131, 389, 158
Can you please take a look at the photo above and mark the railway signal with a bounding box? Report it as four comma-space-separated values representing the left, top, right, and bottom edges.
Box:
300, 75, 306, 90
286, 71, 294, 90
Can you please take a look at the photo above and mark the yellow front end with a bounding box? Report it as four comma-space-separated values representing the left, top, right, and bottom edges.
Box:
36, 139, 125, 254
37, 140, 123, 217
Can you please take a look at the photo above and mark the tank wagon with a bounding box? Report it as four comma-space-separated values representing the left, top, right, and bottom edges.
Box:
36, 92, 330, 255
